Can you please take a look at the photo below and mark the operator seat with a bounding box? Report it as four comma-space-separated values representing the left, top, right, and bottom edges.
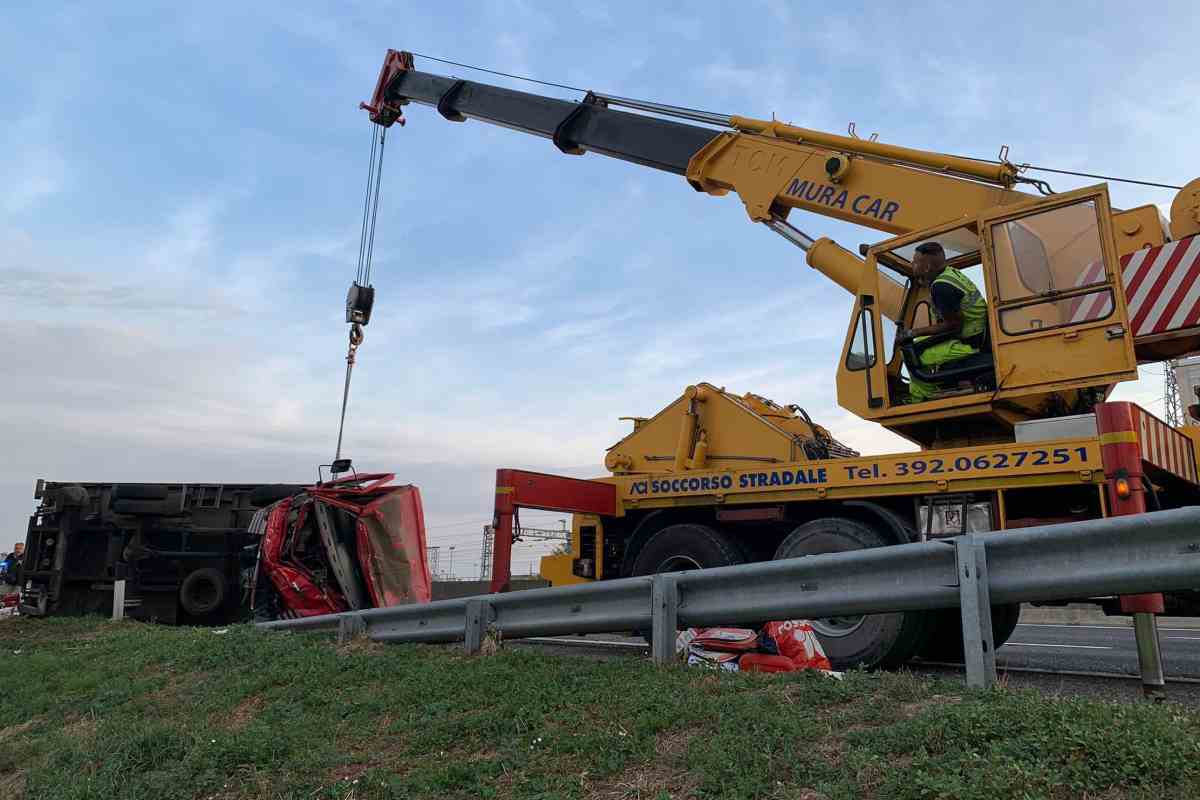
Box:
899, 330, 996, 397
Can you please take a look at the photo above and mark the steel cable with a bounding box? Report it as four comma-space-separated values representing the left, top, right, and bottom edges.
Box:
406, 51, 1183, 192
363, 125, 387, 285
355, 125, 379, 284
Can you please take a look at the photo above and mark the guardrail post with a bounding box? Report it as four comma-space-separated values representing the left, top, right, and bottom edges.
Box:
1132, 613, 1166, 701
956, 535, 996, 689
111, 580, 126, 621
337, 613, 366, 643
464, 598, 489, 655
650, 575, 679, 666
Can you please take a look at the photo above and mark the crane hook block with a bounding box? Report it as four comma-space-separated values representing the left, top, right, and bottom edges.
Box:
346, 281, 375, 326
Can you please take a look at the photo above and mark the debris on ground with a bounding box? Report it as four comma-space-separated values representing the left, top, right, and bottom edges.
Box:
678, 620, 836, 674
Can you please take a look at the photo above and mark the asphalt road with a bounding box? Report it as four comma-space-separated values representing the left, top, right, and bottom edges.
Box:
514, 621, 1200, 703
520, 623, 1200, 679
988, 622, 1200, 679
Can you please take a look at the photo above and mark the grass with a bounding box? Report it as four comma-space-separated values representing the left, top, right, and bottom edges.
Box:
1, 619, 1200, 800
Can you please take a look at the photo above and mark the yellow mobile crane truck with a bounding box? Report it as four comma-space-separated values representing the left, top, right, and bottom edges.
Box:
364, 51, 1200, 668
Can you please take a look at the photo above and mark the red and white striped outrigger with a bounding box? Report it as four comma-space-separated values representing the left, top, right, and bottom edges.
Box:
1070, 234, 1200, 360
1132, 405, 1199, 485
1124, 235, 1200, 338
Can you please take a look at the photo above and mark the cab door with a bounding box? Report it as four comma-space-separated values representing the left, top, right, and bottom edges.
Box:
835, 255, 890, 418
978, 185, 1138, 393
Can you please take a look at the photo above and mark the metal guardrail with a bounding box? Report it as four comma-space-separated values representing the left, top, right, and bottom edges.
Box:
257, 508, 1200, 688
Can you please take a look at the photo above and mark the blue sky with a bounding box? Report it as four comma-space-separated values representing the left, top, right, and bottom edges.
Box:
2, 2, 1196, 574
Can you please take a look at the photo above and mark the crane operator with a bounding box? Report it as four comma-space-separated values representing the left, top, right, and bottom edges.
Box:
898, 241, 991, 402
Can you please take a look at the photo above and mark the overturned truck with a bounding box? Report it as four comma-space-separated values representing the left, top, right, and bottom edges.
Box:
20, 475, 430, 624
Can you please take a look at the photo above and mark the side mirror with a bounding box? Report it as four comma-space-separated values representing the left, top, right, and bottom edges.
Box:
317, 459, 356, 485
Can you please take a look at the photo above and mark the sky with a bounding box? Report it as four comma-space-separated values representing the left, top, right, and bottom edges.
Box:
2, 2, 1197, 576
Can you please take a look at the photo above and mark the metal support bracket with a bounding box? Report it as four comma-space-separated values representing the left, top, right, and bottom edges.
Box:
111, 580, 126, 621
553, 92, 605, 155
1132, 612, 1166, 701
955, 535, 996, 689
650, 574, 679, 665
464, 598, 492, 655
337, 613, 367, 644
436, 79, 468, 121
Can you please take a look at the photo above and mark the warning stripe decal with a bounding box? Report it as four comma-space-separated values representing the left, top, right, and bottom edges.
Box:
1133, 406, 1198, 484
1067, 235, 1200, 337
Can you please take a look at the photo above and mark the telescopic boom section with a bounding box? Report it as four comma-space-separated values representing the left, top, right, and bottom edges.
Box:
363, 50, 715, 174
363, 50, 1200, 358
361, 50, 1036, 236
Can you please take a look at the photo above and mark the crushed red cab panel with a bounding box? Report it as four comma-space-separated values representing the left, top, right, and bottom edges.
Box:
260, 496, 346, 617
309, 473, 432, 607
258, 473, 430, 618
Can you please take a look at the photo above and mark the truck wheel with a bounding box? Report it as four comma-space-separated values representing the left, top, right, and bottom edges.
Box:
774, 518, 929, 670
630, 523, 745, 577
918, 602, 1021, 663
179, 568, 227, 616
630, 523, 744, 640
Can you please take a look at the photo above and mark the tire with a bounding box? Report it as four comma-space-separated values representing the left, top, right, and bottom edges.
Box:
630, 523, 745, 577
179, 568, 227, 617
918, 602, 1021, 663
630, 523, 745, 639
112, 484, 169, 501
250, 485, 304, 508
773, 518, 930, 670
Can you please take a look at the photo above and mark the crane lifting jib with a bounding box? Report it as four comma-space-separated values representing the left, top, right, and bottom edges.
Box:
366, 49, 1198, 246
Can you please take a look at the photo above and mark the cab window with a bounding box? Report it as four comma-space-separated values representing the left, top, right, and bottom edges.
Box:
989, 200, 1115, 334
847, 308, 876, 371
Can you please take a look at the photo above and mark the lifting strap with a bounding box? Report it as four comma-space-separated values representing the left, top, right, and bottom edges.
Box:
333, 123, 388, 467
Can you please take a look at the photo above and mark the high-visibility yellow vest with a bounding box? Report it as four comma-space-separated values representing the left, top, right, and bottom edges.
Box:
932, 267, 988, 341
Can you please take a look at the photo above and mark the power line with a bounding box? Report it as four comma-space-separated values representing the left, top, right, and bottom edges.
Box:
424, 518, 489, 530
426, 530, 564, 546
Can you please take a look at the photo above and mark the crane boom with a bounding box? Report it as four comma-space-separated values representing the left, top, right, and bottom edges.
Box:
363, 50, 1200, 369
363, 52, 1034, 237
362, 50, 715, 174
363, 50, 1191, 250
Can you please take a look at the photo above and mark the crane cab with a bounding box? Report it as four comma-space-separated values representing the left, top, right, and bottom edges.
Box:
836, 185, 1139, 448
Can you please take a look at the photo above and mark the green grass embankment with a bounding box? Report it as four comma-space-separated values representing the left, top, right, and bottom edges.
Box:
1, 618, 1198, 799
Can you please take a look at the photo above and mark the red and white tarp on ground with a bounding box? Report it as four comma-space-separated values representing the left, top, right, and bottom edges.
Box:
677, 620, 836, 674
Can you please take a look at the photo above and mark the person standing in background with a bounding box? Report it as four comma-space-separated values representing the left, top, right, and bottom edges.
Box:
0, 543, 24, 586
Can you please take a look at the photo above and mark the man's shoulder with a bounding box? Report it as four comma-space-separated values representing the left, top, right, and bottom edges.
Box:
931, 280, 964, 299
